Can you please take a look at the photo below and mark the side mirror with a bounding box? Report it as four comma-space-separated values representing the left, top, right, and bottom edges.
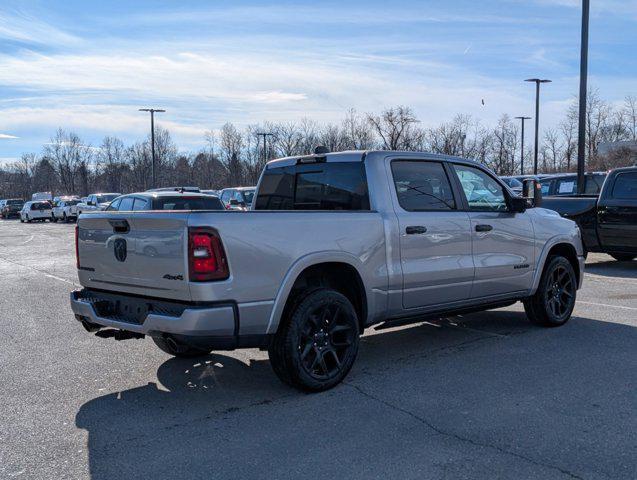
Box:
522, 179, 543, 208
509, 195, 527, 213
229, 199, 239, 206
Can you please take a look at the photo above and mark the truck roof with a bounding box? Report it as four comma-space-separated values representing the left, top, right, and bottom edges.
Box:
265, 150, 484, 169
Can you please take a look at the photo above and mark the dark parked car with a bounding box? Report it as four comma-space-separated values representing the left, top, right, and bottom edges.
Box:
539, 172, 607, 197
542, 167, 637, 261
1, 199, 25, 219
105, 191, 224, 212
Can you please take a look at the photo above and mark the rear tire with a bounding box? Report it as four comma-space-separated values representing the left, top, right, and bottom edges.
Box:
610, 253, 635, 262
63, 213, 68, 223
151, 335, 210, 358
268, 288, 360, 392
524, 255, 577, 327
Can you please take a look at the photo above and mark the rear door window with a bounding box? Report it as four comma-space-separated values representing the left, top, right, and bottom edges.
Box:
255, 162, 369, 210
391, 160, 456, 211
132, 197, 149, 211
611, 172, 637, 199
118, 197, 135, 211
106, 198, 122, 211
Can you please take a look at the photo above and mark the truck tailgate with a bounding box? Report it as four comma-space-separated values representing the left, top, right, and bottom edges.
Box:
77, 212, 191, 301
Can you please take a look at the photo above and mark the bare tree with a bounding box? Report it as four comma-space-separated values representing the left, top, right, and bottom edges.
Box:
367, 106, 424, 150
624, 96, 637, 141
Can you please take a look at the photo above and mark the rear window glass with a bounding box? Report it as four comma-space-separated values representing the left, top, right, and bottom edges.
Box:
31, 202, 50, 210
254, 162, 370, 210
7, 200, 23, 205
153, 196, 224, 210
584, 175, 606, 195
611, 172, 637, 199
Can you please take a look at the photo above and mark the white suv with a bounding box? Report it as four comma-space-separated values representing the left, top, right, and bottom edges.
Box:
20, 201, 53, 223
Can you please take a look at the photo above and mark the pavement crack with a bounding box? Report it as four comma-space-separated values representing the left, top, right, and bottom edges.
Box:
345, 382, 585, 480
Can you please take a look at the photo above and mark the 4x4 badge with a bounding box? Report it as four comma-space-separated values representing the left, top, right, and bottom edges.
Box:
114, 238, 127, 262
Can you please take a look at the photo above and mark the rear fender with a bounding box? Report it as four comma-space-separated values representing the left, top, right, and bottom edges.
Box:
265, 251, 371, 335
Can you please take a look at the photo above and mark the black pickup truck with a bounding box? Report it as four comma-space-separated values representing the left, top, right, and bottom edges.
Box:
542, 166, 637, 261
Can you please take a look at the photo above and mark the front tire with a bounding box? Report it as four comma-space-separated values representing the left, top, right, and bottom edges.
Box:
610, 253, 635, 262
151, 335, 210, 358
62, 212, 68, 223
524, 256, 577, 327
268, 288, 360, 392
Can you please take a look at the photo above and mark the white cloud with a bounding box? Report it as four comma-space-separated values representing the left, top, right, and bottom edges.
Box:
0, 133, 19, 139
0, 9, 79, 46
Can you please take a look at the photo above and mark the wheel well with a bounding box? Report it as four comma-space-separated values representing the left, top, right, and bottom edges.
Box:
546, 243, 580, 287
283, 262, 367, 331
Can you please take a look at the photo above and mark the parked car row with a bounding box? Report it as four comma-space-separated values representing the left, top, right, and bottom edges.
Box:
1, 185, 256, 225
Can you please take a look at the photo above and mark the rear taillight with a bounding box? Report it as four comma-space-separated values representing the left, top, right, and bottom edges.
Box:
188, 227, 229, 281
75, 224, 80, 269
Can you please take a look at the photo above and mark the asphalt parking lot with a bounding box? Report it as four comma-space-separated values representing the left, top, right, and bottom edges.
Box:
0, 219, 635, 480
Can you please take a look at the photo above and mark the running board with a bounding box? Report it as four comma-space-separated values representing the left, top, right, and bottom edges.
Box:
374, 300, 517, 331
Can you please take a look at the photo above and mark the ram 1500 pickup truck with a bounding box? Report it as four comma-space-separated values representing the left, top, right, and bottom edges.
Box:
71, 150, 585, 391
542, 166, 637, 261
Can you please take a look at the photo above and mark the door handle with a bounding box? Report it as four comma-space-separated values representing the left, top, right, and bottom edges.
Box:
475, 224, 493, 232
406, 226, 427, 235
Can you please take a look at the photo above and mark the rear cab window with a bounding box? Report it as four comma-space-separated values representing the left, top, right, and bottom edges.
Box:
255, 161, 370, 210
611, 172, 637, 199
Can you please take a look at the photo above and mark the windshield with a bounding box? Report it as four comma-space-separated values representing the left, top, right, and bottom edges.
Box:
66, 200, 80, 206
7, 200, 23, 206
96, 194, 120, 203
152, 196, 224, 210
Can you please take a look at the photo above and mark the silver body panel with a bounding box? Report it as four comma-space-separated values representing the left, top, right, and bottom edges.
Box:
72, 151, 584, 340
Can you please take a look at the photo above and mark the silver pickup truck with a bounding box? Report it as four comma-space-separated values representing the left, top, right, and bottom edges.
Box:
71, 150, 585, 391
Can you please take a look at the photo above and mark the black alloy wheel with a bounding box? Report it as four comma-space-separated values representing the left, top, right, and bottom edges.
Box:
269, 288, 360, 391
524, 255, 577, 327
298, 300, 357, 381
544, 264, 575, 319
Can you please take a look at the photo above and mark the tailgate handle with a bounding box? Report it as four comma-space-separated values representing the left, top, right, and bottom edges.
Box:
108, 219, 130, 234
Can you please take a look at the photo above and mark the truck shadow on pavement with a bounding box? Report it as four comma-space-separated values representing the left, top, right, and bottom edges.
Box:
76, 310, 637, 480
585, 260, 637, 279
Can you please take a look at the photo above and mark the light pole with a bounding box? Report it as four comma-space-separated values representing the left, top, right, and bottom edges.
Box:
515, 116, 532, 175
255, 132, 275, 165
524, 78, 551, 174
139, 108, 165, 188
576, 0, 590, 194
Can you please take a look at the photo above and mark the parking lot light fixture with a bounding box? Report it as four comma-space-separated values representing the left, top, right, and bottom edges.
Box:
139, 108, 166, 189
524, 79, 551, 175
515, 116, 532, 175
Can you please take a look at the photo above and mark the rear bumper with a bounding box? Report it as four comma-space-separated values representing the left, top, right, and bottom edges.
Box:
70, 289, 269, 350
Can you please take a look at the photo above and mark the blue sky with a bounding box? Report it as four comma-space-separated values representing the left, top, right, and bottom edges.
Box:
1, 0, 636, 163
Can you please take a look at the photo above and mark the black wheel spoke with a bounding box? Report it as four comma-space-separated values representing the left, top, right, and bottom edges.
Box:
300, 341, 313, 360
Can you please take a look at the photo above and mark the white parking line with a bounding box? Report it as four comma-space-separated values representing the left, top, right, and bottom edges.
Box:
577, 301, 637, 311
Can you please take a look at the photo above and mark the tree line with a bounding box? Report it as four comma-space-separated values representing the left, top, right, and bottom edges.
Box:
1, 90, 635, 200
